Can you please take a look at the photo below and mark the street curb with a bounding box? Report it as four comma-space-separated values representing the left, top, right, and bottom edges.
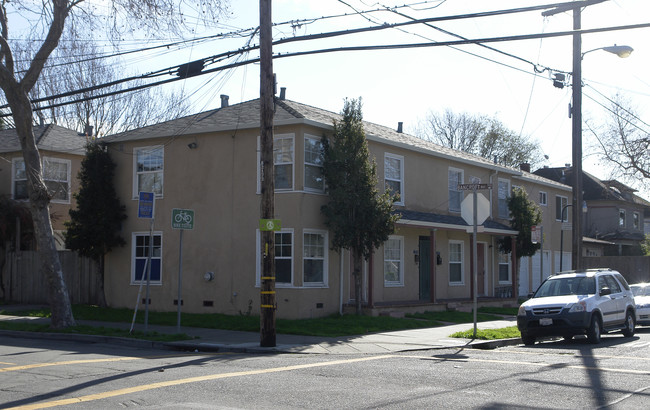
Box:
470, 337, 522, 349
0, 330, 175, 351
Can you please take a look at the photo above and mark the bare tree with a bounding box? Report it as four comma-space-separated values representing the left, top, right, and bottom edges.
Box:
588, 93, 650, 185
416, 109, 545, 169
19, 32, 191, 136
0, 0, 228, 328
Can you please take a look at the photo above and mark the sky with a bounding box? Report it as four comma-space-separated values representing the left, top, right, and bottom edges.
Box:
149, 0, 649, 195
11, 0, 650, 196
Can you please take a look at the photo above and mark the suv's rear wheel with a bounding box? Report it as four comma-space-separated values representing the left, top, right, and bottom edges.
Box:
622, 310, 635, 337
587, 314, 601, 344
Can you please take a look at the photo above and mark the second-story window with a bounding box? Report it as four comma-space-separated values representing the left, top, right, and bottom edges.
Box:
556, 195, 568, 221
13, 157, 71, 203
498, 179, 510, 218
539, 191, 547, 206
274, 136, 294, 190
634, 212, 640, 229
448, 168, 463, 212
135, 146, 163, 197
384, 153, 404, 204
304, 136, 324, 192
619, 209, 626, 227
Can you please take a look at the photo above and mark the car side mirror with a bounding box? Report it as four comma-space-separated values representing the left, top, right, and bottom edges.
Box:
600, 287, 612, 296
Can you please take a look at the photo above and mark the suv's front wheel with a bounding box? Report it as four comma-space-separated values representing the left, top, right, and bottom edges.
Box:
587, 314, 601, 344
622, 310, 635, 337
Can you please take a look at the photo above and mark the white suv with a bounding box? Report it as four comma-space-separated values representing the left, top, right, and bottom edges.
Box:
517, 269, 636, 345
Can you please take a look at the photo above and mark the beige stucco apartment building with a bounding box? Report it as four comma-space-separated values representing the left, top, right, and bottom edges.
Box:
103, 95, 572, 319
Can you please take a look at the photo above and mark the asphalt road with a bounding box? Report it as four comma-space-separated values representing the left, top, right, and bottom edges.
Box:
2, 328, 650, 409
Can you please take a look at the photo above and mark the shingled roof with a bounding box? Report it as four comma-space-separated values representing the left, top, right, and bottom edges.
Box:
0, 124, 87, 155
105, 97, 526, 176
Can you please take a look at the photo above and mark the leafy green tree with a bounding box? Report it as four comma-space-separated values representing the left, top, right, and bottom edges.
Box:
65, 143, 127, 307
498, 187, 542, 288
321, 98, 399, 314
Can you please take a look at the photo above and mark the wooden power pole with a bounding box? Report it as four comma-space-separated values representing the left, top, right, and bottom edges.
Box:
259, 0, 276, 347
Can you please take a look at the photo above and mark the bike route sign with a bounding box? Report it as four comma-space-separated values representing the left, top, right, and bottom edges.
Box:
172, 208, 194, 230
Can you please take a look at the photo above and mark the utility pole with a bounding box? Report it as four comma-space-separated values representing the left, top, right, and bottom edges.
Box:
259, 0, 276, 347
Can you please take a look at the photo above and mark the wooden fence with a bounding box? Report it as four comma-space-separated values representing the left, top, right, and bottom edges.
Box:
584, 256, 650, 284
1, 250, 100, 305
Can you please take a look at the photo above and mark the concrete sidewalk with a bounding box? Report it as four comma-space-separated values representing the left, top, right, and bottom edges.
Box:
0, 311, 522, 354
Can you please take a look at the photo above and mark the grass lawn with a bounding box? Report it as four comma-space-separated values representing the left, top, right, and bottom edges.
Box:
0, 304, 519, 339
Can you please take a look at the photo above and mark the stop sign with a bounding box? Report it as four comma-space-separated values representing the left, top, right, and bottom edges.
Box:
461, 193, 490, 225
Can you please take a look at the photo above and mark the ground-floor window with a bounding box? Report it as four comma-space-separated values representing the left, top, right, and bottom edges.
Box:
275, 231, 293, 285
384, 235, 404, 286
449, 240, 464, 285
498, 250, 511, 283
303, 230, 328, 286
132, 232, 162, 284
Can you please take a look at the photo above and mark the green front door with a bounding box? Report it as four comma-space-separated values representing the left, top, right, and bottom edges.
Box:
419, 236, 431, 301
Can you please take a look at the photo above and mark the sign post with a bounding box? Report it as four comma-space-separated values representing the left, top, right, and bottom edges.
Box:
172, 209, 194, 333
132, 192, 155, 334
459, 183, 492, 338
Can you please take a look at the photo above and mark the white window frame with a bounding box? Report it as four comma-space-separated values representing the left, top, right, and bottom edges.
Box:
498, 251, 512, 284
304, 135, 324, 193
556, 195, 568, 221
619, 209, 626, 227
384, 153, 404, 205
539, 191, 548, 206
498, 178, 511, 218
257, 134, 295, 193
383, 235, 404, 287
633, 212, 640, 229
303, 229, 328, 287
256, 228, 294, 288
131, 232, 163, 285
133, 145, 164, 198
448, 167, 463, 212
449, 240, 464, 285
12, 157, 71, 203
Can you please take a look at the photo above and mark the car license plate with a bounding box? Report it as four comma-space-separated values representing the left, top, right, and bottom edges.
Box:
539, 318, 553, 326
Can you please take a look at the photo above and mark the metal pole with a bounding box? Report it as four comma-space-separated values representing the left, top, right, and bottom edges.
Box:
259, 0, 276, 347
144, 216, 153, 333
472, 188, 478, 338
571, 6, 583, 270
177, 229, 183, 334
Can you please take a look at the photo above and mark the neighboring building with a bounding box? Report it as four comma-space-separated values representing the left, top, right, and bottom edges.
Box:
534, 167, 650, 256
0, 124, 88, 249
102, 95, 570, 319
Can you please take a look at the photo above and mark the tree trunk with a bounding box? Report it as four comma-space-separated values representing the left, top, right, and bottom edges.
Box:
98, 253, 107, 308
353, 248, 363, 315
4, 88, 75, 328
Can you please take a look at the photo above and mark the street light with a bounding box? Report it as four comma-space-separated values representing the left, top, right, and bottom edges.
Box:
544, 3, 632, 271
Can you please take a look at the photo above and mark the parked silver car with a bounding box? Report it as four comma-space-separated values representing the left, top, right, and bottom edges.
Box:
630, 283, 650, 326
517, 269, 636, 345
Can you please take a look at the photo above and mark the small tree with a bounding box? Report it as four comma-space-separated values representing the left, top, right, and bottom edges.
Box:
321, 98, 399, 314
65, 143, 127, 307
498, 187, 542, 281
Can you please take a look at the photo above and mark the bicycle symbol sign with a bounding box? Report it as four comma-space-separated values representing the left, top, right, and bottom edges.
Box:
172, 209, 194, 230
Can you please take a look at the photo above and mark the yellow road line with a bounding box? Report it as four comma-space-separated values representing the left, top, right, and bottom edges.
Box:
6, 355, 395, 410
0, 353, 226, 373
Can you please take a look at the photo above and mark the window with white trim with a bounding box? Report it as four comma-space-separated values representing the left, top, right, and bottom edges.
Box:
134, 146, 163, 197
384, 153, 404, 205
448, 168, 463, 212
498, 178, 510, 218
303, 230, 328, 286
539, 191, 547, 206
13, 157, 71, 203
619, 209, 626, 227
555, 195, 568, 221
633, 212, 640, 229
132, 232, 162, 284
498, 250, 511, 283
304, 136, 324, 192
274, 136, 294, 190
275, 230, 294, 284
449, 240, 463, 284
384, 235, 404, 286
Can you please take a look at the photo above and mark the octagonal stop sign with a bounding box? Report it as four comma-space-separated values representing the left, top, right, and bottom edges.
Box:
461, 193, 490, 225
